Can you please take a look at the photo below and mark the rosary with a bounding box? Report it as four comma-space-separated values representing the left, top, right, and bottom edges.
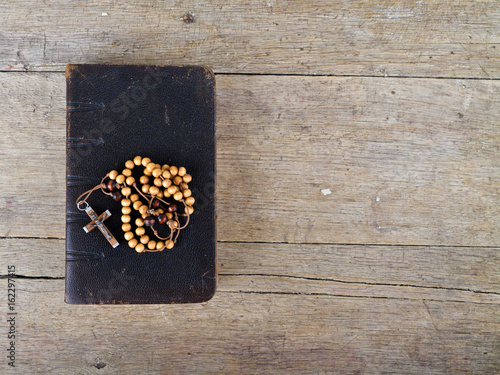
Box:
76, 156, 194, 253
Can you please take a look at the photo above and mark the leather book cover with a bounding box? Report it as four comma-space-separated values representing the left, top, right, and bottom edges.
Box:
65, 64, 216, 304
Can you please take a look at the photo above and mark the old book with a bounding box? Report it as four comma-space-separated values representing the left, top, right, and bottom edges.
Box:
65, 64, 216, 304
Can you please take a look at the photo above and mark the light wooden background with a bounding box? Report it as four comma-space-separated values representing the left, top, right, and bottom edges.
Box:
1, 1, 499, 374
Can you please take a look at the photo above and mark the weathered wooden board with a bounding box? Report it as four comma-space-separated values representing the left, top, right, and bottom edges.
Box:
0, 279, 498, 374
0, 73, 498, 246
0, 0, 499, 77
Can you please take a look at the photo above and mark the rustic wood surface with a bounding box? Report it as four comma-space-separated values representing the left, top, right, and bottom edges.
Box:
0, 1, 499, 374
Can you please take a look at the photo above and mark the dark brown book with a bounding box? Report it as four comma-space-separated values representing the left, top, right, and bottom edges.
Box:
65, 64, 216, 304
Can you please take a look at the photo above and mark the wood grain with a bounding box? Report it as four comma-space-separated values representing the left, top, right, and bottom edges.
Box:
0, 73, 498, 246
0, 278, 498, 374
0, 0, 499, 77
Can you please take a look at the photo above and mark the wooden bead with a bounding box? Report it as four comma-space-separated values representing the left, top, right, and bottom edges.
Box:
152, 168, 163, 178
149, 186, 160, 195
158, 214, 167, 224
121, 215, 131, 223
130, 194, 139, 203
139, 175, 149, 184
185, 206, 194, 215
152, 198, 161, 209
154, 177, 163, 187
116, 174, 125, 184
121, 198, 131, 207
122, 168, 132, 177
147, 240, 157, 250
162, 179, 172, 188
164, 190, 171, 198
144, 216, 156, 226
146, 162, 156, 172
122, 223, 132, 232
135, 217, 145, 227
157, 190, 164, 199
162, 170, 171, 179
144, 169, 152, 176
133, 200, 143, 210
183, 174, 192, 183
139, 205, 149, 215
156, 241, 165, 250
180, 182, 189, 191
125, 160, 135, 169
167, 220, 178, 229
142, 184, 150, 194
140, 235, 150, 244
166, 240, 175, 250
109, 170, 119, 180
169, 166, 178, 176
174, 191, 183, 201
178, 167, 187, 177
122, 206, 131, 215
133, 156, 142, 166
157, 208, 165, 214
141, 157, 151, 167
162, 164, 170, 170
185, 197, 195, 206
183, 189, 192, 198
126, 176, 135, 185
128, 238, 138, 248
124, 231, 134, 241
121, 187, 131, 196
166, 213, 173, 220
135, 243, 145, 253
173, 176, 183, 185
106, 180, 117, 191
167, 185, 178, 195
135, 227, 145, 236
112, 191, 122, 201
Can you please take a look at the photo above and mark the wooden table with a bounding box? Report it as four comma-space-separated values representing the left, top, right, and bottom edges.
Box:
1, 1, 499, 373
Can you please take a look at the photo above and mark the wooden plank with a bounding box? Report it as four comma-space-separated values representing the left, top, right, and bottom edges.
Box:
0, 0, 499, 77
0, 73, 499, 246
2, 238, 499, 304
0, 279, 498, 373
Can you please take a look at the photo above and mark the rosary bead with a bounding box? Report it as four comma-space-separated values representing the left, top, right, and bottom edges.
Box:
173, 176, 183, 185
121, 187, 131, 197
109, 170, 119, 180
122, 223, 132, 232
107, 180, 117, 191
158, 214, 167, 224
122, 168, 132, 177
141, 157, 151, 167
178, 167, 187, 177
133, 200, 143, 210
116, 174, 126, 184
185, 206, 194, 215
170, 166, 178, 176
144, 216, 156, 226
152, 168, 163, 178
121, 215, 131, 223
125, 160, 135, 169
140, 235, 150, 244
185, 197, 195, 206
135, 217, 145, 227
162, 179, 172, 188
122, 206, 131, 215
183, 174, 192, 183
152, 198, 161, 209
154, 177, 163, 187
180, 182, 189, 191
128, 238, 138, 248
135, 227, 145, 236
146, 162, 156, 173
139, 205, 148, 215
164, 190, 171, 198
133, 156, 142, 166
135, 243, 145, 253
173, 191, 183, 201
162, 164, 170, 170
149, 186, 160, 195
157, 208, 165, 214
167, 220, 178, 229
139, 175, 149, 184
162, 170, 171, 179
124, 231, 134, 241
183, 189, 192, 198
166, 240, 175, 249
157, 190, 164, 199
167, 203, 178, 213
166, 212, 173, 220
121, 198, 131, 207
144, 169, 152, 176
147, 240, 157, 250
130, 194, 139, 203
126, 176, 135, 185
156, 241, 165, 250
167, 185, 177, 195
112, 190, 123, 201
142, 184, 150, 194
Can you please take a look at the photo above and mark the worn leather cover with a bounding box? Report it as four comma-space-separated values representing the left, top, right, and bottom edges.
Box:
65, 64, 216, 304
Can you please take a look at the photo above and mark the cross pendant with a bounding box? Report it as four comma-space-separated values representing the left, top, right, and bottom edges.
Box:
83, 205, 119, 248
